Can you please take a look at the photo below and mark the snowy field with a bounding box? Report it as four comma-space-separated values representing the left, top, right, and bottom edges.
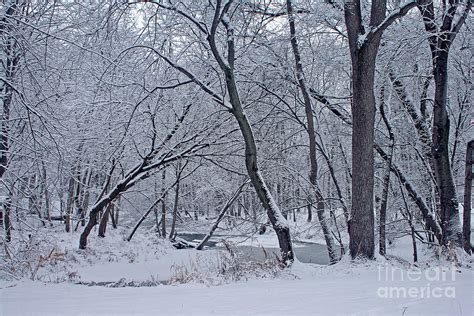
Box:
0, 228, 472, 316
2, 263, 472, 316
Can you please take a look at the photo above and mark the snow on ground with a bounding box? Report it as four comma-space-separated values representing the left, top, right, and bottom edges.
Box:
0, 226, 473, 315
1, 259, 472, 316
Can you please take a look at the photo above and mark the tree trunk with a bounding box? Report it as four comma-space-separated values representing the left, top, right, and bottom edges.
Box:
463, 140, 473, 253
400, 184, 418, 263
114, 197, 120, 227
65, 174, 75, 233
41, 161, 52, 223
348, 47, 378, 259
98, 203, 111, 238
4, 197, 11, 242
0, 2, 19, 183
110, 203, 117, 229
287, 0, 336, 263
344, 0, 382, 259
432, 50, 462, 246
306, 200, 312, 222
417, 0, 471, 248
378, 86, 394, 256
153, 177, 160, 234
161, 169, 167, 238
169, 167, 181, 239
226, 68, 294, 263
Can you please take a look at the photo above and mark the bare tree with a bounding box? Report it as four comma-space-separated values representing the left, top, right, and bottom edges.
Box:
286, 0, 337, 263
145, 0, 295, 263
417, 0, 471, 247
344, 0, 418, 259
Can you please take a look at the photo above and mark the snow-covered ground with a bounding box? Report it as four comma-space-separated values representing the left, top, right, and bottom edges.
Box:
1, 260, 472, 315
0, 227, 472, 315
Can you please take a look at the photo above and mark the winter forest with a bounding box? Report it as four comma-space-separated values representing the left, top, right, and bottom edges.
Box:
0, 0, 473, 315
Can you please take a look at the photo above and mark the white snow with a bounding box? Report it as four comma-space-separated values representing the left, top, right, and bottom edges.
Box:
0, 227, 472, 316
1, 260, 472, 316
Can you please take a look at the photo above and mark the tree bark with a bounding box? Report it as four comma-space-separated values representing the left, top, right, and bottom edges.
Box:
344, 0, 416, 259
4, 197, 11, 242
0, 2, 19, 183
432, 50, 462, 246
160, 169, 167, 238
169, 166, 181, 239
463, 140, 473, 253
378, 87, 394, 256
98, 203, 111, 238
228, 72, 294, 263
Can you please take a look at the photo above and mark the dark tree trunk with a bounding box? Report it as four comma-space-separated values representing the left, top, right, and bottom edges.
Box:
79, 103, 193, 249
344, 0, 382, 260
98, 204, 111, 238
378, 86, 394, 256
228, 72, 294, 263
114, 198, 120, 227
4, 197, 12, 242
41, 161, 52, 223
417, 0, 471, 248
432, 50, 462, 246
110, 204, 117, 229
348, 49, 378, 259
306, 201, 312, 222
0, 2, 19, 183
463, 141, 473, 253
344, 0, 416, 259
169, 169, 180, 239
161, 169, 167, 238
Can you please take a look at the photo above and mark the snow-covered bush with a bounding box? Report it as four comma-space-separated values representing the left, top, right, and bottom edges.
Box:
0, 234, 75, 282
170, 243, 282, 285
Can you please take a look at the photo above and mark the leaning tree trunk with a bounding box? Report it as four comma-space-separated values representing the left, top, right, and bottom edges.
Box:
227, 71, 294, 263
286, 0, 337, 263
196, 179, 249, 250
152, 0, 294, 264
218, 9, 294, 264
